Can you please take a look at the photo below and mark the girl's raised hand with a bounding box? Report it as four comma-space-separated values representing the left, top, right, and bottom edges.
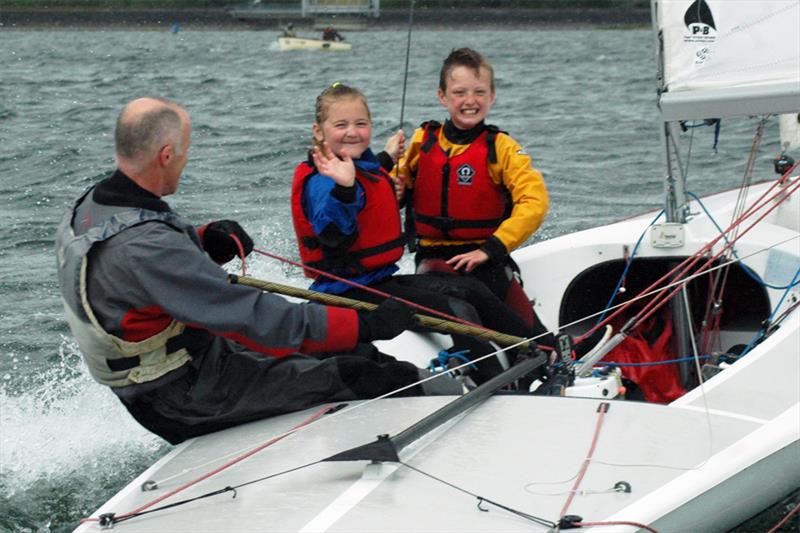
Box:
312, 141, 356, 187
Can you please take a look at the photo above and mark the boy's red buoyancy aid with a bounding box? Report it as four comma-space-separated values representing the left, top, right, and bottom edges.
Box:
291, 161, 405, 279
412, 121, 511, 241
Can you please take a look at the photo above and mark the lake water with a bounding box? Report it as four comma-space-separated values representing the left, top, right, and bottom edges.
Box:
0, 27, 794, 532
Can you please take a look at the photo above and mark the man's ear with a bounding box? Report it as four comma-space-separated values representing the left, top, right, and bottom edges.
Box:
158, 144, 173, 166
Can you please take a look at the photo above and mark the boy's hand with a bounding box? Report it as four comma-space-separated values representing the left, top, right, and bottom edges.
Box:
383, 129, 406, 163
446, 249, 489, 272
312, 141, 355, 187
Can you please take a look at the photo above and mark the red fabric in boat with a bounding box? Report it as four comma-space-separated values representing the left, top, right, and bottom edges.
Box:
607, 309, 686, 403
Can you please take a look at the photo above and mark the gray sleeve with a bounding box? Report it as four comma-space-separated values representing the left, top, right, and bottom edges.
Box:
98, 223, 340, 350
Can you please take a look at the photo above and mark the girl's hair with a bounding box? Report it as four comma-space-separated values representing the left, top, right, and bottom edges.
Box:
439, 48, 495, 92
314, 82, 371, 125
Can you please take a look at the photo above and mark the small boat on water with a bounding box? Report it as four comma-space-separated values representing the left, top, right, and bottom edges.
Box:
74, 1, 799, 532
277, 36, 352, 52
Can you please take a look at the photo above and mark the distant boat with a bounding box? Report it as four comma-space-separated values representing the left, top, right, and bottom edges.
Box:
277, 36, 351, 52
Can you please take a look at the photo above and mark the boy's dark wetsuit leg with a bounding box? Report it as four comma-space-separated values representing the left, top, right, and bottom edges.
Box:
342, 277, 506, 384
415, 246, 556, 350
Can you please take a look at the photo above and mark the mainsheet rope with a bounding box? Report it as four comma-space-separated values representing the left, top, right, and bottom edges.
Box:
251, 246, 493, 332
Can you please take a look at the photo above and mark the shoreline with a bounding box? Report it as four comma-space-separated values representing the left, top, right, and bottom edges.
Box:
0, 7, 651, 30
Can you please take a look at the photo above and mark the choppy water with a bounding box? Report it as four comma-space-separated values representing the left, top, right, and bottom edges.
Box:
0, 27, 794, 532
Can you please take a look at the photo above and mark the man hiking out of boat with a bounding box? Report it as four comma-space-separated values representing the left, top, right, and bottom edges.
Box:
55, 96, 461, 445
396, 48, 555, 352
292, 82, 540, 385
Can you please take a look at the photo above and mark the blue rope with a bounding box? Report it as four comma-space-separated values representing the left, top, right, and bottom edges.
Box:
681, 119, 720, 153
740, 266, 800, 357
595, 209, 665, 326
596, 355, 710, 369
686, 191, 800, 291
429, 349, 475, 374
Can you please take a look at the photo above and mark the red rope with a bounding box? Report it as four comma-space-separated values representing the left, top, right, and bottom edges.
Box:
767, 500, 800, 533
575, 520, 660, 533
231, 233, 247, 276
633, 177, 800, 329
577, 175, 800, 344
81, 404, 336, 524
559, 402, 610, 519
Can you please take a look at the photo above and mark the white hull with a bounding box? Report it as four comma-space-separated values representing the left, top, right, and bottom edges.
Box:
74, 180, 800, 533
277, 37, 352, 52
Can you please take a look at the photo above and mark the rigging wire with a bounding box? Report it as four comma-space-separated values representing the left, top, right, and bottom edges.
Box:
398, 0, 415, 130
687, 188, 800, 291
80, 405, 338, 526
578, 174, 800, 345
398, 461, 557, 529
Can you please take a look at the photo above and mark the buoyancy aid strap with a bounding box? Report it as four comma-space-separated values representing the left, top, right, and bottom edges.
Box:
414, 212, 506, 230
347, 234, 407, 259
306, 234, 407, 273
404, 187, 417, 252
485, 125, 500, 164
420, 121, 442, 154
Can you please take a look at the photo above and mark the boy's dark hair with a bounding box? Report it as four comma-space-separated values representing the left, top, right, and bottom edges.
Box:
439, 48, 495, 92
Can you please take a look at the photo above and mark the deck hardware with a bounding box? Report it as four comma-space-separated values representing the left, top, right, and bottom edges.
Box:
98, 513, 116, 529
140, 480, 158, 492
614, 481, 632, 493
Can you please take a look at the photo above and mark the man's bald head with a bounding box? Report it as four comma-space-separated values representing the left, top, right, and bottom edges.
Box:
115, 97, 188, 170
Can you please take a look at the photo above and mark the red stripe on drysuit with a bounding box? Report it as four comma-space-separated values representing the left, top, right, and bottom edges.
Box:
204, 306, 359, 358
120, 305, 173, 342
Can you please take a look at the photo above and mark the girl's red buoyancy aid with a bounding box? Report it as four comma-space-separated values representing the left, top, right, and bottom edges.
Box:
291, 161, 405, 279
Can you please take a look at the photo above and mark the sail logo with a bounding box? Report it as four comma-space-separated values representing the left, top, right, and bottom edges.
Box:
683, 0, 717, 44
456, 164, 475, 185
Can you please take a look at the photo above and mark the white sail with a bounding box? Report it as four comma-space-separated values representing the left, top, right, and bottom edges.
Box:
656, 0, 800, 120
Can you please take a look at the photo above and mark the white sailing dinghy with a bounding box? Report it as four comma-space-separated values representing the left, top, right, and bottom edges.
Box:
277, 36, 352, 52
75, 1, 799, 532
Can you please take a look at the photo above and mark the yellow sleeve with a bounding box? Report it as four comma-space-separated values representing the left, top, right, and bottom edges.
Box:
397, 127, 426, 189
489, 133, 549, 253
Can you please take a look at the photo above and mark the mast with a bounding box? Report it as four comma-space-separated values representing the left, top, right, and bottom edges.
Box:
652, 0, 694, 378
652, 0, 686, 224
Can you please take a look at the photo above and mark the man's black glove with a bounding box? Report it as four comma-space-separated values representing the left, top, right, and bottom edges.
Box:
357, 299, 417, 342
200, 220, 254, 264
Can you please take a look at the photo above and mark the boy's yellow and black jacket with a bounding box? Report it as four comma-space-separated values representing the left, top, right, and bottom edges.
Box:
398, 120, 549, 261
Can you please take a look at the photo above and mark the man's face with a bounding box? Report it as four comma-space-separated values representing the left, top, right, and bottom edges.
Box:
438, 65, 496, 130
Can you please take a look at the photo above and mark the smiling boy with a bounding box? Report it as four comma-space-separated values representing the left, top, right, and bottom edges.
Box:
397, 48, 550, 337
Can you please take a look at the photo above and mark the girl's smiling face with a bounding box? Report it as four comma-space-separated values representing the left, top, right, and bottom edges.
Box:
438, 65, 496, 130
312, 96, 372, 160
